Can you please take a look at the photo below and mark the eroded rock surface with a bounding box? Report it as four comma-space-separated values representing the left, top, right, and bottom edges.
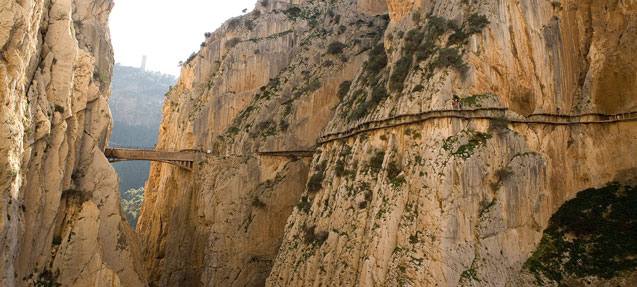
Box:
0, 0, 146, 286
137, 0, 636, 286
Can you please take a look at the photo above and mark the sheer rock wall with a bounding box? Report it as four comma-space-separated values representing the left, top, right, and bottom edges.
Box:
0, 0, 146, 286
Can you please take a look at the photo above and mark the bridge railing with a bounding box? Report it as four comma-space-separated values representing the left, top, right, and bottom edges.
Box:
107, 143, 156, 151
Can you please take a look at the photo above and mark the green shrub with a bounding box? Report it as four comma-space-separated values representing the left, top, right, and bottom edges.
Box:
252, 197, 266, 208
446, 19, 461, 31
411, 12, 421, 24
337, 81, 352, 100
244, 19, 254, 30
303, 225, 317, 243
279, 119, 289, 131
467, 14, 490, 34
448, 29, 469, 45
348, 102, 369, 122
368, 151, 385, 173
364, 44, 388, 76
404, 29, 424, 55
121, 187, 144, 228
348, 84, 388, 122
225, 37, 241, 49
54, 105, 64, 114
283, 6, 302, 19
228, 18, 240, 29
52, 236, 62, 246
415, 41, 436, 62
307, 162, 326, 193
443, 131, 492, 159
307, 172, 325, 193
461, 268, 480, 282
255, 120, 276, 137
339, 146, 352, 158
327, 41, 346, 54
426, 16, 449, 40
61, 188, 82, 198
387, 161, 406, 187
335, 160, 346, 177
524, 183, 637, 284
495, 167, 513, 182
370, 84, 388, 105
387, 161, 401, 179
431, 47, 467, 72
304, 78, 321, 94
389, 56, 412, 92
297, 196, 311, 213
303, 225, 329, 245
460, 93, 491, 107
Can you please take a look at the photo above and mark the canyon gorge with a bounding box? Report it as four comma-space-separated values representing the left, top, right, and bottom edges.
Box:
1, 0, 636, 286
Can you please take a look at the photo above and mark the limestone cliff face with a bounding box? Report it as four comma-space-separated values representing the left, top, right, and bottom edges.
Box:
139, 0, 636, 286
268, 0, 637, 286
0, 0, 146, 286
136, 0, 389, 285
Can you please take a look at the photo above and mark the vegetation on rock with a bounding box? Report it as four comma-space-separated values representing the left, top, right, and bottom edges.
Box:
307, 162, 327, 193
121, 187, 144, 228
327, 41, 346, 54
524, 183, 637, 284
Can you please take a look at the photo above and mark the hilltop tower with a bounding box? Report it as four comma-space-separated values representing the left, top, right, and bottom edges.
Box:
141, 55, 147, 71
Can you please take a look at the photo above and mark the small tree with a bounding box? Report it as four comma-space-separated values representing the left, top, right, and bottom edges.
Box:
327, 41, 346, 54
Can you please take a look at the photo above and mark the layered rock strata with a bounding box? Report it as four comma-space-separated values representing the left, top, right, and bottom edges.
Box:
138, 0, 636, 286
268, 0, 637, 286
136, 0, 390, 285
0, 0, 146, 285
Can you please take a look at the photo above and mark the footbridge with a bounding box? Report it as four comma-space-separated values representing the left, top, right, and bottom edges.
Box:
104, 147, 201, 171
104, 145, 317, 171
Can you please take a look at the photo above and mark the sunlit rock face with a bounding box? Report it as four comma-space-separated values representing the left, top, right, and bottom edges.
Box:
0, 0, 147, 286
136, 0, 390, 285
138, 0, 636, 286
267, 0, 637, 286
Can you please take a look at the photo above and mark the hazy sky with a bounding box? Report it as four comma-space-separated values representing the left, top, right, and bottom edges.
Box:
110, 0, 257, 76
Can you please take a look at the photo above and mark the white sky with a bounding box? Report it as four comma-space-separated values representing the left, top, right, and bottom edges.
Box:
110, 0, 258, 76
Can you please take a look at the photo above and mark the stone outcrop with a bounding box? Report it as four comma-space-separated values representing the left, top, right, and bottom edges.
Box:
0, 0, 146, 286
267, 0, 637, 286
136, 0, 390, 285
138, 0, 636, 286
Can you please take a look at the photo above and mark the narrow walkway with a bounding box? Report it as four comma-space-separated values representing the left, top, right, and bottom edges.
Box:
104, 147, 316, 170
318, 108, 637, 144
256, 150, 315, 158
105, 108, 635, 168
104, 148, 200, 171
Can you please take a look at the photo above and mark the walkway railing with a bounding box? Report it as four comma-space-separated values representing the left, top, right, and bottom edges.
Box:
104, 147, 200, 171
318, 108, 637, 144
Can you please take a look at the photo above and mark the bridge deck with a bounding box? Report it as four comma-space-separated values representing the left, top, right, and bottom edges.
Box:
105, 148, 199, 171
